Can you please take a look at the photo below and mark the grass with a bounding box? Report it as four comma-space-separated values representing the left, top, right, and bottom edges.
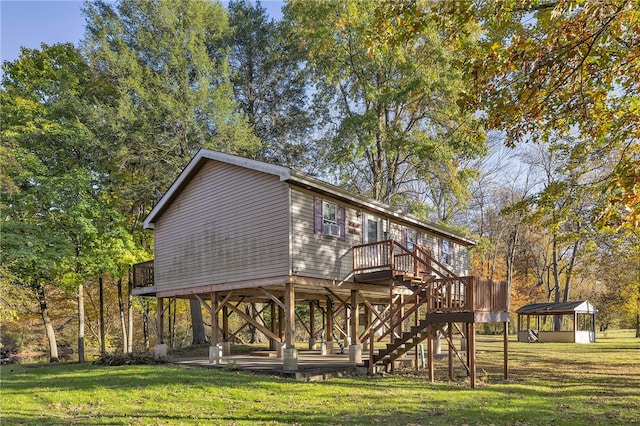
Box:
1, 329, 639, 425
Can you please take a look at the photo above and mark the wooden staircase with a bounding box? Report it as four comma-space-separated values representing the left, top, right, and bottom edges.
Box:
354, 240, 508, 381
364, 274, 440, 370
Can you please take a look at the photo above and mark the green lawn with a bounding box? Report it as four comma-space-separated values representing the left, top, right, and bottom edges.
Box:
2, 330, 639, 425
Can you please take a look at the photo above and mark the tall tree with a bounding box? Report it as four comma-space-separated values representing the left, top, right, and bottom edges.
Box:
228, 0, 313, 169
82, 0, 259, 223
284, 0, 486, 216
83, 0, 261, 344
472, 0, 640, 228
1, 43, 108, 361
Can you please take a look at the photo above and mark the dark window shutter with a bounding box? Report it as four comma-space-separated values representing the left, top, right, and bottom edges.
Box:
314, 197, 323, 234
402, 228, 408, 247
338, 205, 346, 240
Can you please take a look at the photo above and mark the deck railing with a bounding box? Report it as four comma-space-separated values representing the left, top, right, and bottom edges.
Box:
426, 276, 507, 312
353, 240, 508, 313
353, 240, 452, 278
133, 260, 155, 288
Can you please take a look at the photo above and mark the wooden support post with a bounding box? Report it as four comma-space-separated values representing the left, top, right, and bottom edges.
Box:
344, 304, 350, 349
389, 284, 395, 345
221, 304, 230, 356
210, 292, 218, 346
156, 297, 164, 344
285, 282, 295, 349
504, 321, 509, 379
466, 322, 471, 368
283, 282, 297, 371
448, 322, 453, 381
363, 303, 371, 351
427, 324, 434, 382
414, 295, 419, 370
469, 322, 476, 389
309, 301, 316, 349
222, 305, 229, 342
326, 297, 333, 345
398, 294, 404, 336
350, 290, 359, 345
278, 298, 285, 341
349, 290, 362, 363
270, 302, 276, 350
368, 328, 375, 375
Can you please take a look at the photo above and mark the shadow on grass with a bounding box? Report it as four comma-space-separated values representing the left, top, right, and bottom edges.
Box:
2, 336, 640, 425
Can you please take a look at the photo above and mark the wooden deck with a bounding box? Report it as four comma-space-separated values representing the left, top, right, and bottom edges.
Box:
352, 240, 509, 317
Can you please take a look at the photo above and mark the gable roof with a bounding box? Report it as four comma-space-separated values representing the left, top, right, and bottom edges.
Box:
143, 149, 476, 246
516, 301, 597, 314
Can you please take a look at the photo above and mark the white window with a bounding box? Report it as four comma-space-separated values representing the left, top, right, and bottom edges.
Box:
323, 201, 340, 237
363, 214, 382, 243
406, 228, 417, 251
441, 240, 451, 265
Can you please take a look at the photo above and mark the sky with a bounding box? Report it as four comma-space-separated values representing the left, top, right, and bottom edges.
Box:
1, 0, 284, 65
1, 1, 86, 64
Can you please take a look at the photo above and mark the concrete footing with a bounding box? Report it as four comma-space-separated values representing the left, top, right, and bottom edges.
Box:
155, 344, 168, 358
209, 345, 223, 364
283, 347, 298, 371
434, 338, 442, 355
349, 344, 362, 364
321, 340, 334, 356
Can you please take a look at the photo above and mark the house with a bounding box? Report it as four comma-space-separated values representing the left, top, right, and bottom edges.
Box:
133, 149, 509, 387
516, 301, 597, 343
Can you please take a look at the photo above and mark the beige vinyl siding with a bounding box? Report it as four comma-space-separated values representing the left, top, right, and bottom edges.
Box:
154, 160, 289, 292
452, 243, 469, 276
290, 188, 358, 280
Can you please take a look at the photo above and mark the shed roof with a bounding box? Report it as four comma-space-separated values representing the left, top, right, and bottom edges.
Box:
143, 149, 476, 246
516, 301, 596, 315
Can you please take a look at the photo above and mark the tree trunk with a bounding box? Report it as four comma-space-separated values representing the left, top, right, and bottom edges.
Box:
563, 240, 580, 303
190, 299, 207, 345
143, 298, 150, 351
552, 238, 561, 303
551, 238, 562, 331
127, 272, 134, 354
246, 303, 267, 343
117, 278, 128, 352
505, 224, 520, 310
35, 280, 59, 362
78, 283, 85, 362
99, 275, 106, 354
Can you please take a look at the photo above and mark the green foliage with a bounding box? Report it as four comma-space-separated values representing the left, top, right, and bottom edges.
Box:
284, 0, 486, 218
473, 0, 640, 228
228, 0, 314, 169
92, 351, 168, 366
82, 0, 259, 218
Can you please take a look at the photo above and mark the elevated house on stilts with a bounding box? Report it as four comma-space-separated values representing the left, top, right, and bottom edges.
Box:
133, 149, 510, 387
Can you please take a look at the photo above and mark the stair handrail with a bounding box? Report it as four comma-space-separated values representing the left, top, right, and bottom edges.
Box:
413, 244, 457, 279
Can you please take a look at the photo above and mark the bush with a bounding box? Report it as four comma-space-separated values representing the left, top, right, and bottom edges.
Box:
92, 352, 168, 366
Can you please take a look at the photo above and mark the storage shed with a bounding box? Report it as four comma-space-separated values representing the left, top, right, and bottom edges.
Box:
516, 301, 597, 343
